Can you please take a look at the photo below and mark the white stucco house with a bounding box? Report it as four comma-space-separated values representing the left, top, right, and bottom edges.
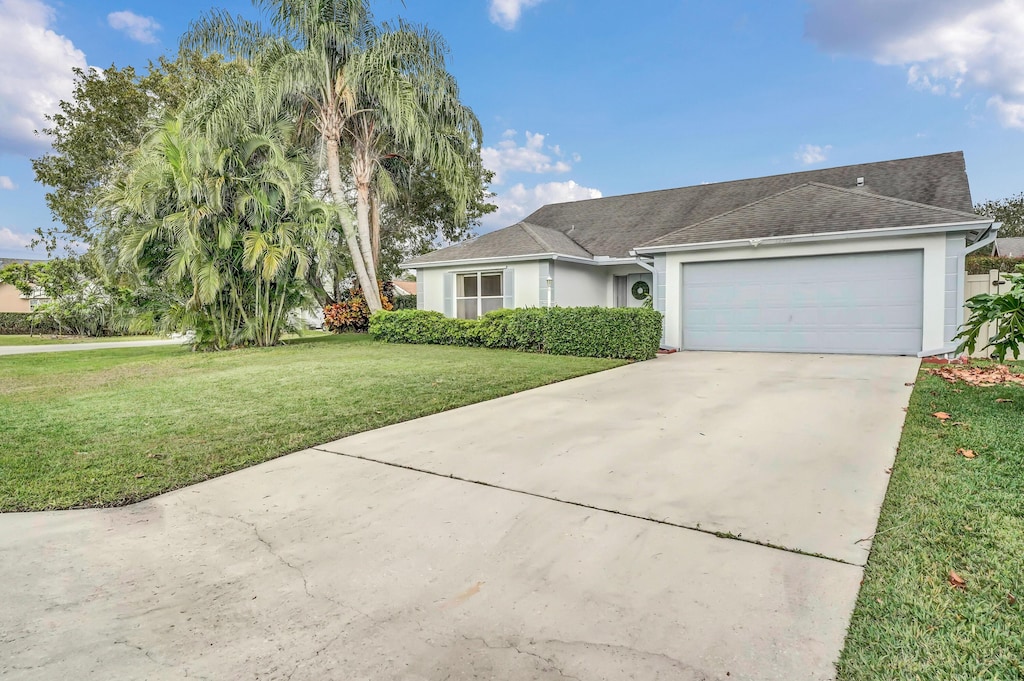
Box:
403, 152, 998, 356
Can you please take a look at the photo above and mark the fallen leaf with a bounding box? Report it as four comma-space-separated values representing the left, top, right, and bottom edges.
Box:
950, 421, 970, 428
1009, 593, 1017, 605
933, 412, 951, 420
956, 448, 977, 459
905, 382, 916, 387
948, 570, 967, 589
928, 363, 1024, 387
146, 453, 164, 459
902, 407, 908, 412
884, 467, 893, 475
134, 473, 146, 479
996, 398, 1013, 403
963, 526, 973, 532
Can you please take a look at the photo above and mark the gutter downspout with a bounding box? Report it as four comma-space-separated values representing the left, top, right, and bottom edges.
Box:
917, 221, 1001, 358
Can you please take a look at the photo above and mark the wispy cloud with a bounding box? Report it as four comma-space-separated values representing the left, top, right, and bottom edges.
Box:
482, 180, 603, 231
795, 143, 832, 165
0, 226, 32, 249
489, 0, 545, 30
806, 0, 1024, 129
0, 176, 15, 190
107, 10, 160, 44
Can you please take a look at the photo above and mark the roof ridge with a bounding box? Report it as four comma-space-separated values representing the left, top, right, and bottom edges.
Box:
638, 181, 985, 249
520, 221, 593, 257
526, 151, 966, 217
638, 183, 817, 248
517, 221, 554, 252
801, 181, 982, 220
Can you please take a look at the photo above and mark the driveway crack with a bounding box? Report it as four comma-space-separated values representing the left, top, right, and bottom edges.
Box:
313, 447, 858, 567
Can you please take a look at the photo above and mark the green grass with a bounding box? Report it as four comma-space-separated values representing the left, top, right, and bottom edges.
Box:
837, 365, 1024, 680
0, 334, 625, 512
0, 334, 159, 346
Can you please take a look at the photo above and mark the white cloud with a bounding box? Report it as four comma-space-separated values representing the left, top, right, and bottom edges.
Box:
0, 176, 15, 190
0, 226, 32, 249
805, 0, 1024, 129
489, 0, 545, 30
483, 180, 603, 230
107, 10, 161, 44
795, 144, 832, 165
0, 0, 87, 155
482, 130, 572, 185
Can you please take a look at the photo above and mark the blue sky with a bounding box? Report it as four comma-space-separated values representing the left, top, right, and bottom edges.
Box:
1, 0, 1023, 258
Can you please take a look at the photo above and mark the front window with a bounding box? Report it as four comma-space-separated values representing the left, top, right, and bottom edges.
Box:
456, 271, 503, 319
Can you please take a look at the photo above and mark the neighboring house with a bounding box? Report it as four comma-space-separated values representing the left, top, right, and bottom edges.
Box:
403, 152, 998, 357
0, 257, 49, 313
391, 281, 417, 297
992, 237, 1024, 257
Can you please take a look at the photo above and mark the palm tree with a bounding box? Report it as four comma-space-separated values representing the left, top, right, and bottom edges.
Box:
183, 0, 482, 313
103, 98, 331, 349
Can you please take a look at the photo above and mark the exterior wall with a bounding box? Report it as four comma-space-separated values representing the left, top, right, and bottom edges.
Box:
0, 284, 29, 313
416, 260, 542, 316
661, 233, 951, 351
551, 261, 608, 307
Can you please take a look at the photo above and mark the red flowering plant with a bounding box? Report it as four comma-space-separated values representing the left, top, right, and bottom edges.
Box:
324, 281, 394, 333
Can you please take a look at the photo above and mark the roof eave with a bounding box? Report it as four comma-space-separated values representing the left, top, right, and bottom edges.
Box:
632, 219, 994, 254
401, 252, 597, 269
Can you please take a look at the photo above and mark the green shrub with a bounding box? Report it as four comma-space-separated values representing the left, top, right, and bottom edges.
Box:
370, 306, 663, 360
392, 294, 417, 310
965, 255, 1024, 275
543, 306, 663, 360
0, 312, 61, 335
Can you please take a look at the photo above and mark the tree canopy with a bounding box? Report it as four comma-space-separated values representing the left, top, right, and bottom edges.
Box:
976, 193, 1024, 238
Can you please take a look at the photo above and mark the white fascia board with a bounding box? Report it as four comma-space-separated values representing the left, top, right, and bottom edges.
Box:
961, 222, 1001, 255
401, 252, 600, 269
632, 219, 995, 255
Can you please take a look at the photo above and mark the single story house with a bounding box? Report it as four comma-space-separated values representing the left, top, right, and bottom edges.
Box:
993, 237, 1024, 258
391, 280, 417, 297
403, 152, 998, 357
0, 257, 49, 314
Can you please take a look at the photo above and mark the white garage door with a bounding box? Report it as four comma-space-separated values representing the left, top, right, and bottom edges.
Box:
682, 251, 924, 355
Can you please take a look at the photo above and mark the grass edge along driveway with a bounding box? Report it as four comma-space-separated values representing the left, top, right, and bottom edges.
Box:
1, 334, 626, 512
836, 363, 1024, 680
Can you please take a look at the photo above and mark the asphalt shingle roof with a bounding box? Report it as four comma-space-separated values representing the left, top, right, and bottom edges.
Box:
994, 238, 1024, 258
404, 221, 590, 266
640, 183, 984, 249
406, 152, 975, 264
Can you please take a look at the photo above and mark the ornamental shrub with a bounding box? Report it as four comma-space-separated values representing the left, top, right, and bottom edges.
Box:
369, 306, 663, 361
324, 282, 394, 333
0, 313, 61, 335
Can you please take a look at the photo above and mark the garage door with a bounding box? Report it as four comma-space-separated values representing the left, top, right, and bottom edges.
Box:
681, 251, 923, 355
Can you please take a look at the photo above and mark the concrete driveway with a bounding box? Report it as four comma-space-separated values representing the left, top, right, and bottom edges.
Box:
0, 352, 918, 680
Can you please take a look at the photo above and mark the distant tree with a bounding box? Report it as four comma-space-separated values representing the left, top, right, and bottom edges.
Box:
31, 52, 242, 252
975, 193, 1024, 238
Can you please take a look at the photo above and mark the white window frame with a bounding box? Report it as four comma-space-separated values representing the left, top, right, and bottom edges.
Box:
455, 271, 504, 319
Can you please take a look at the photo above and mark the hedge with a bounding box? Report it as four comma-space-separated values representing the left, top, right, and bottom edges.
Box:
0, 312, 60, 335
369, 307, 663, 360
392, 294, 418, 310
965, 255, 1024, 275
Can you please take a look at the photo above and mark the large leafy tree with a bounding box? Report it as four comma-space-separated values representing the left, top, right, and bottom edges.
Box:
31, 52, 242, 253
976, 193, 1024, 238
183, 0, 484, 313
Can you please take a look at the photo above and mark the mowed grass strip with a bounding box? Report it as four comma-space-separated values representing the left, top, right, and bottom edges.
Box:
837, 366, 1024, 680
0, 335, 158, 346
1, 334, 625, 511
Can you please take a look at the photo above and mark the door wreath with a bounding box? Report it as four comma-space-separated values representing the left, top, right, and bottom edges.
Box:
631, 280, 651, 300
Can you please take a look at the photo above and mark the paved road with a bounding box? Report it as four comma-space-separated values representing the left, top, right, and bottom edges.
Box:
0, 339, 183, 356
0, 351, 919, 680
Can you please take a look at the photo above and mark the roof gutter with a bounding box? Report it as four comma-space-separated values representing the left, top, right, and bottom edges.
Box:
401, 253, 639, 269
633, 218, 994, 255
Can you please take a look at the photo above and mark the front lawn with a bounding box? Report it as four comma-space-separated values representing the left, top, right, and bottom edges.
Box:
0, 335, 625, 511
837, 364, 1024, 679
0, 334, 158, 346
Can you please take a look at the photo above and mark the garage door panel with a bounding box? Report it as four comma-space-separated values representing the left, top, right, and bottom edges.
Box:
682, 252, 923, 355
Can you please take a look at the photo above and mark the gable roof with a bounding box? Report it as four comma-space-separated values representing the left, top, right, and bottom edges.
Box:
404, 221, 591, 266
405, 152, 975, 265
639, 183, 985, 249
993, 237, 1024, 258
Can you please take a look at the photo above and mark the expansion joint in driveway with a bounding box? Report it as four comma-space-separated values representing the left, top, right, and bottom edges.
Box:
312, 447, 857, 567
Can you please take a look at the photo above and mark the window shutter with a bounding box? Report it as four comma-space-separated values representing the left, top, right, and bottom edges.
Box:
503, 269, 515, 309
443, 272, 454, 317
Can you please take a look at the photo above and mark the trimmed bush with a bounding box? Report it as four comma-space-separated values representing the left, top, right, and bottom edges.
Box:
392, 294, 418, 310
0, 312, 61, 335
369, 306, 663, 360
966, 255, 1024, 275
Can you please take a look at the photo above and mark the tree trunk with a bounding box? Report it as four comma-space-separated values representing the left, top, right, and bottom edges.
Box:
370, 189, 381, 271
324, 138, 380, 313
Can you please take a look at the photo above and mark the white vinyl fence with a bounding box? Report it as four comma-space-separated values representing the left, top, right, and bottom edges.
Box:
963, 269, 1016, 359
